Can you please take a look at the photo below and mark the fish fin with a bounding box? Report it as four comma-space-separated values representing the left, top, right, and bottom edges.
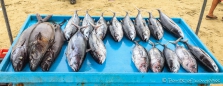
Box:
59, 19, 67, 26
35, 32, 42, 41
36, 13, 43, 23
42, 15, 53, 22
86, 49, 91, 52
71, 22, 80, 29
20, 39, 26, 46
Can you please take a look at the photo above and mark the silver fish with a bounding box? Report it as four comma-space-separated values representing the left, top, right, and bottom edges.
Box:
109, 11, 124, 42
134, 7, 150, 42
41, 20, 66, 71
64, 10, 80, 41
66, 24, 88, 72
122, 11, 136, 41
170, 37, 197, 73
147, 12, 164, 40
28, 14, 55, 71
95, 12, 108, 40
88, 23, 106, 64
181, 40, 219, 72
157, 9, 184, 38
160, 42, 180, 73
132, 41, 149, 73
81, 10, 95, 40
147, 40, 165, 72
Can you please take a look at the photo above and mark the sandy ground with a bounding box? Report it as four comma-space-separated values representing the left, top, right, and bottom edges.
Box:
0, 0, 223, 85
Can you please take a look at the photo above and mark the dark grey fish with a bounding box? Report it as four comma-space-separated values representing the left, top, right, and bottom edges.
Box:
181, 40, 219, 72
88, 23, 106, 64
157, 9, 184, 38
28, 15, 55, 71
41, 20, 66, 71
122, 11, 136, 41
81, 10, 95, 40
147, 40, 165, 73
147, 12, 164, 40
134, 7, 150, 42
160, 42, 180, 73
66, 24, 88, 72
170, 37, 197, 73
95, 12, 108, 40
64, 10, 80, 41
108, 11, 123, 42
132, 41, 149, 73
10, 14, 50, 71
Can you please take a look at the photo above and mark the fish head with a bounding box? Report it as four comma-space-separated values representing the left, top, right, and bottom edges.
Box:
151, 63, 163, 73
189, 63, 198, 73
41, 51, 54, 71
114, 33, 121, 42
142, 32, 149, 42
29, 40, 44, 71
155, 31, 163, 40
64, 31, 71, 41
94, 51, 106, 64
11, 47, 27, 71
178, 30, 184, 38
68, 52, 81, 72
129, 32, 136, 41
139, 62, 148, 73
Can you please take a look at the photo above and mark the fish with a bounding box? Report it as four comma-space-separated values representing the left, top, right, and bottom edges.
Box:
132, 41, 149, 73
10, 14, 52, 71
95, 12, 108, 40
64, 10, 80, 41
147, 12, 164, 40
88, 22, 107, 64
134, 6, 150, 42
157, 9, 184, 38
181, 40, 219, 72
81, 9, 95, 40
121, 11, 136, 41
108, 10, 124, 42
169, 37, 197, 73
159, 42, 180, 73
65, 23, 88, 72
41, 20, 66, 71
28, 15, 55, 71
147, 40, 165, 72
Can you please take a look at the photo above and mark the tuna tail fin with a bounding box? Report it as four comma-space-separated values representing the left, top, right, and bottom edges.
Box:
148, 40, 155, 48
59, 19, 67, 26
88, 21, 103, 30
169, 37, 183, 45
133, 40, 140, 45
42, 15, 52, 22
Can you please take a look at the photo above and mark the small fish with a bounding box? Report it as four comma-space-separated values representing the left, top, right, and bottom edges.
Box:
134, 6, 150, 42
181, 40, 219, 72
159, 42, 180, 73
64, 10, 80, 41
122, 11, 136, 41
109, 10, 124, 42
169, 37, 197, 73
95, 12, 108, 40
81, 9, 95, 40
132, 41, 149, 73
41, 20, 66, 71
147, 40, 165, 72
66, 23, 88, 72
147, 12, 164, 40
88, 22, 107, 64
157, 9, 184, 38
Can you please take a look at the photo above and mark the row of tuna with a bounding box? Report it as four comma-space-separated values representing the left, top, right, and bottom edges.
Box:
11, 14, 66, 71
132, 37, 219, 73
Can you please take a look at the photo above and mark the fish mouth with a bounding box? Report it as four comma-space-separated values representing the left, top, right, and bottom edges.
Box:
143, 37, 148, 42
13, 60, 23, 71
41, 62, 50, 71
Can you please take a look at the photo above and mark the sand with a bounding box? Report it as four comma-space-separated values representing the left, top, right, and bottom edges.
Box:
0, 0, 223, 85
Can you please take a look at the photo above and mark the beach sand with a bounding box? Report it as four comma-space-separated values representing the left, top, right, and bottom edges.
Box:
0, 0, 223, 85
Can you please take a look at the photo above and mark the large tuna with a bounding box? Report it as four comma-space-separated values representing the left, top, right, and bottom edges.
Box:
170, 37, 197, 73
66, 24, 88, 72
134, 7, 150, 42
132, 41, 149, 73
64, 10, 80, 41
157, 9, 184, 38
41, 20, 66, 71
28, 14, 55, 71
122, 11, 136, 41
147, 40, 165, 72
147, 12, 164, 40
181, 40, 219, 72
10, 14, 52, 71
108, 10, 123, 42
